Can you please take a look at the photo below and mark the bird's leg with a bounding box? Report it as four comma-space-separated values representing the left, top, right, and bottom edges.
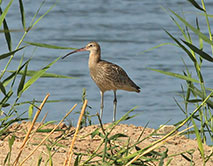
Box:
100, 91, 104, 120
113, 90, 117, 122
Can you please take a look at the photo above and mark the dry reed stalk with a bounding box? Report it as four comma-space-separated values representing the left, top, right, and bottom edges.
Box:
19, 103, 77, 166
64, 99, 88, 166
26, 112, 48, 145
13, 93, 50, 166
125, 126, 193, 166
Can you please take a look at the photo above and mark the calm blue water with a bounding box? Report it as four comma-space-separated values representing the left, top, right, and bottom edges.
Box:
0, 0, 212, 129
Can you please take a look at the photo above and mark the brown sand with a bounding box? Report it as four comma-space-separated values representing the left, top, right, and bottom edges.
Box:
0, 122, 212, 166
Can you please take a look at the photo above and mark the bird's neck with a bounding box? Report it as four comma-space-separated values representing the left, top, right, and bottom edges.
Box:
88, 50, 101, 68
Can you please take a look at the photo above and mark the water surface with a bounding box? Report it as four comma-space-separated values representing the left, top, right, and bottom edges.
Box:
0, 0, 212, 128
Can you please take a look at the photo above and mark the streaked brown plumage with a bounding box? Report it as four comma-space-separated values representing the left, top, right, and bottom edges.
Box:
62, 42, 140, 122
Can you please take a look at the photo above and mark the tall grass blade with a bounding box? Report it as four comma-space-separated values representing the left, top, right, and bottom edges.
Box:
2, 59, 30, 87
0, 0, 14, 27
164, 29, 196, 62
1, 90, 13, 107
30, 2, 56, 29
187, 0, 205, 11
201, 0, 213, 55
109, 133, 128, 141
159, 149, 168, 166
196, 17, 204, 51
0, 81, 6, 95
0, 46, 25, 60
20, 57, 61, 94
0, 8, 12, 51
28, 0, 45, 28
189, 85, 213, 108
17, 63, 28, 97
7, 70, 75, 79
28, 103, 34, 121
182, 40, 213, 62
8, 135, 15, 152
10, 54, 25, 88
147, 68, 200, 83
15, 99, 61, 106
170, 16, 188, 41
18, 0, 26, 30
4, 135, 15, 165
37, 154, 42, 166
139, 43, 177, 54
180, 153, 194, 164
46, 145, 53, 166
191, 118, 205, 161
25, 41, 75, 50
169, 9, 213, 46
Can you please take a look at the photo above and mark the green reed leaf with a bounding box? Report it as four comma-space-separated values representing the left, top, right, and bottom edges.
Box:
14, 100, 61, 107
25, 41, 75, 50
17, 63, 28, 97
196, 18, 204, 50
170, 16, 187, 40
3, 59, 30, 89
191, 118, 205, 160
170, 9, 213, 45
139, 43, 177, 55
187, 99, 203, 103
11, 54, 25, 88
74, 155, 81, 166
37, 155, 42, 166
7, 70, 74, 79
18, 0, 26, 30
0, 81, 6, 96
0, 46, 25, 60
164, 29, 196, 63
189, 85, 213, 109
0, 0, 14, 27
187, 0, 205, 11
30, 2, 56, 29
1, 90, 13, 107
8, 135, 15, 150
28, 103, 34, 121
109, 133, 128, 141
147, 68, 200, 83
20, 56, 61, 94
182, 40, 213, 62
0, 114, 13, 122
0, 8, 12, 51
4, 135, 15, 165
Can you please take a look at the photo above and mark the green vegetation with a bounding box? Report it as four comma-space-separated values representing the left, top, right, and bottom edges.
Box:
0, 0, 75, 140
149, 0, 213, 145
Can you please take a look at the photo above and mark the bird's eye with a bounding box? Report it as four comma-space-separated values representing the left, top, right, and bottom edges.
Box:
89, 44, 93, 47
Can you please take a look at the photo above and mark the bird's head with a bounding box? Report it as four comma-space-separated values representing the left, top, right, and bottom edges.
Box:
62, 41, 100, 59
85, 42, 100, 52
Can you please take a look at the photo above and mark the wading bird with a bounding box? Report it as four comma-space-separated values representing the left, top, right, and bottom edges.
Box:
62, 42, 140, 122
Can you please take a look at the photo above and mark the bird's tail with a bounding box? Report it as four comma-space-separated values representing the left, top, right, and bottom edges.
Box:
135, 86, 141, 93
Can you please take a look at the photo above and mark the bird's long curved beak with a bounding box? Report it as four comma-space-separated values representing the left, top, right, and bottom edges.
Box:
62, 47, 87, 59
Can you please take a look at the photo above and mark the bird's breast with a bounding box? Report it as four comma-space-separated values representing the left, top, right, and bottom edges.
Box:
89, 65, 116, 92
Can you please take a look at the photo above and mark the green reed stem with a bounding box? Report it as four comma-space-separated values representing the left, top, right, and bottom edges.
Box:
201, 0, 213, 55
0, 31, 28, 80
